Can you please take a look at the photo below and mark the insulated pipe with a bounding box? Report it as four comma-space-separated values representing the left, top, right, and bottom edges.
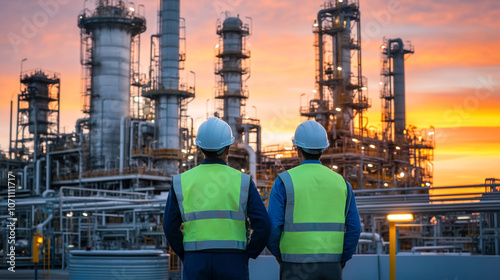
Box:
236, 143, 256, 180
359, 232, 385, 254
75, 118, 88, 146
138, 121, 155, 152
46, 152, 50, 191
23, 165, 29, 190
42, 189, 56, 197
36, 213, 53, 235
120, 116, 130, 173
35, 158, 45, 195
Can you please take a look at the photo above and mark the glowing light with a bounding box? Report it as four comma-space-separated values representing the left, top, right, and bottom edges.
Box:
284, 147, 292, 151
399, 172, 405, 178
181, 149, 187, 154
384, 183, 389, 187
361, 87, 367, 90
23, 115, 28, 120
187, 155, 194, 160
332, 165, 338, 169
129, 7, 135, 12
387, 214, 413, 222
313, 23, 318, 27
361, 146, 365, 150
312, 89, 317, 93
457, 216, 471, 220
426, 182, 431, 187
352, 138, 358, 142
182, 163, 186, 167
337, 66, 342, 71
379, 81, 383, 85
276, 154, 283, 159
82, 212, 88, 217
241, 169, 246, 172
66, 212, 73, 217
428, 131, 434, 135
37, 237, 44, 244
335, 107, 342, 112
369, 144, 376, 149
381, 45, 386, 49
395, 146, 400, 150
215, 44, 219, 48
368, 164, 373, 168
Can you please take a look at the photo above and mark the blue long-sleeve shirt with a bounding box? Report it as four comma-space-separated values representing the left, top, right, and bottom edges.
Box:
163, 158, 271, 260
267, 160, 361, 263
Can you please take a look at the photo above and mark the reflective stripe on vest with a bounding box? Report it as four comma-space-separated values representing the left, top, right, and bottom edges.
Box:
172, 164, 250, 251
278, 164, 347, 263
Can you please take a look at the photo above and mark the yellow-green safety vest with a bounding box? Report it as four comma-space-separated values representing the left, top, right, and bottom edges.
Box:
173, 164, 250, 251
279, 163, 349, 263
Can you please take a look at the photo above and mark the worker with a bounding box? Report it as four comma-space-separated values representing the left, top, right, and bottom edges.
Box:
163, 117, 271, 280
267, 120, 361, 280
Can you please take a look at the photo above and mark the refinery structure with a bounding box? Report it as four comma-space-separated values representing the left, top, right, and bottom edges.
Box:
1, 0, 500, 277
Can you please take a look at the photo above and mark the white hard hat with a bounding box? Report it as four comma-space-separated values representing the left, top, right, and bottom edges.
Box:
196, 117, 235, 152
292, 120, 329, 154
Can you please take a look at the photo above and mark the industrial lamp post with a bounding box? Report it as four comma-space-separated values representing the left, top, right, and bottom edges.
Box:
386, 213, 414, 280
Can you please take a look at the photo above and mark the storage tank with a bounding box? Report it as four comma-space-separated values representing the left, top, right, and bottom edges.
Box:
69, 250, 168, 280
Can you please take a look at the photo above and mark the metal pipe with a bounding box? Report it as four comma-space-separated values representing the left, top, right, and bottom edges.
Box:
46, 152, 50, 191
138, 121, 155, 154
236, 143, 256, 180
360, 232, 384, 254
75, 118, 88, 146
24, 165, 29, 190
9, 100, 13, 158
120, 116, 130, 173
35, 158, 45, 195
129, 120, 145, 167
42, 189, 56, 198
36, 213, 53, 235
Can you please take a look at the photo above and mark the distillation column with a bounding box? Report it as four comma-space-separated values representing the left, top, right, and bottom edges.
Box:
143, 0, 194, 175
215, 16, 250, 143
303, 0, 368, 138
381, 38, 414, 143
78, 0, 146, 169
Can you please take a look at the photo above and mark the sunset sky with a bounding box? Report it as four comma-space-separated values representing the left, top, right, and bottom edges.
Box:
0, 0, 498, 186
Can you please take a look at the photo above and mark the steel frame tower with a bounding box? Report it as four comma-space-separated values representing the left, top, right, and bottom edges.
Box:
214, 15, 251, 143
380, 38, 414, 143
302, 0, 369, 139
15, 69, 60, 163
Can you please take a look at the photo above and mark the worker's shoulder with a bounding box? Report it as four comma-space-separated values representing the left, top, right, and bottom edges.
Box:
290, 163, 346, 180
